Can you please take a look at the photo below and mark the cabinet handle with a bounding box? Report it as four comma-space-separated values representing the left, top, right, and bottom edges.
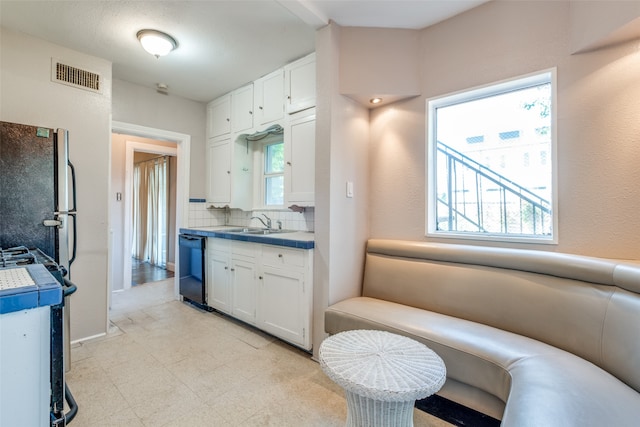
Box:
287, 95, 291, 100
249, 110, 253, 115
224, 266, 228, 270
286, 161, 292, 166
230, 268, 235, 272
226, 118, 230, 122
259, 106, 263, 110
259, 276, 263, 280
227, 170, 231, 174
278, 254, 283, 258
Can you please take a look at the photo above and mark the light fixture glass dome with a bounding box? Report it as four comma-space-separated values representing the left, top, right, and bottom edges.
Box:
137, 29, 177, 58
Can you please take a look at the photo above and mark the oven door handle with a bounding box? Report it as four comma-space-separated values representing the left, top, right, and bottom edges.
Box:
63, 278, 77, 296
64, 383, 78, 424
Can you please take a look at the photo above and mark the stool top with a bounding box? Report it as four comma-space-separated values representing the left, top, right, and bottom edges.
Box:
319, 329, 446, 402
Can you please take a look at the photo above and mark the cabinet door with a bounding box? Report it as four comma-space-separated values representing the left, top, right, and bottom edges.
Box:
208, 250, 231, 314
207, 95, 231, 138
284, 53, 316, 114
232, 84, 254, 133
285, 114, 315, 205
207, 138, 231, 205
259, 266, 308, 349
231, 257, 257, 324
255, 69, 284, 126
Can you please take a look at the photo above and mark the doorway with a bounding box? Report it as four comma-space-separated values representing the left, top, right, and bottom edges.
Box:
110, 122, 191, 303
130, 150, 177, 286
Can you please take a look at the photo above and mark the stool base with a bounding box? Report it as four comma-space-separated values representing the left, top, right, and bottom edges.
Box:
345, 390, 415, 427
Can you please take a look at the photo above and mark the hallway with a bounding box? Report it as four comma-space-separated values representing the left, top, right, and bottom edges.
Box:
131, 258, 174, 286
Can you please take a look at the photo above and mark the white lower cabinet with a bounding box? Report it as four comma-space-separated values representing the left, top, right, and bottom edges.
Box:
207, 238, 231, 314
206, 237, 313, 350
230, 255, 258, 325
260, 266, 307, 347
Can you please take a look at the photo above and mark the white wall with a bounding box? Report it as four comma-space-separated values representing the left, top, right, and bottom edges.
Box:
570, 0, 640, 52
313, 23, 371, 357
111, 79, 207, 198
0, 27, 112, 341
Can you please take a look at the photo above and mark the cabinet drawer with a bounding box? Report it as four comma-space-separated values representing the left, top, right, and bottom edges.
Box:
232, 240, 257, 258
208, 237, 230, 252
262, 246, 305, 268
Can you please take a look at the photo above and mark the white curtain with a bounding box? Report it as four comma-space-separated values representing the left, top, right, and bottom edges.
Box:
132, 156, 169, 267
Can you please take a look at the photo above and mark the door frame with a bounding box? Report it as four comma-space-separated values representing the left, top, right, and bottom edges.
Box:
111, 121, 190, 297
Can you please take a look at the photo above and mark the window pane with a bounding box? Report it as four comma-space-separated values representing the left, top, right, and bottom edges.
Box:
264, 141, 284, 206
265, 175, 284, 205
265, 142, 284, 173
429, 73, 554, 241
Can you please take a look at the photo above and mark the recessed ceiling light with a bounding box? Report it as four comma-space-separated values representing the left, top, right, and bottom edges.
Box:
370, 98, 383, 105
137, 29, 178, 58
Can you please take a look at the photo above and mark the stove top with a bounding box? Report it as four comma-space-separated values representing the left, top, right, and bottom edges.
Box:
0, 246, 63, 271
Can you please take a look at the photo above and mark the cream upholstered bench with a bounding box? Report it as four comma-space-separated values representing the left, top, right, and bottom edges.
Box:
325, 239, 640, 426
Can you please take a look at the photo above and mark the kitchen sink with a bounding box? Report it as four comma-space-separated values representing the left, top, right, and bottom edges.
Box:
227, 228, 295, 235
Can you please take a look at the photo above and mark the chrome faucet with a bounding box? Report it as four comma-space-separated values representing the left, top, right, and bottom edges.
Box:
251, 213, 272, 229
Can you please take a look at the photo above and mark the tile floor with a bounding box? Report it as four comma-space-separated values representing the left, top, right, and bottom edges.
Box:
67, 278, 453, 426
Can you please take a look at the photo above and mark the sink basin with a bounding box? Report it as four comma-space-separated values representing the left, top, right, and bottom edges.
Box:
227, 228, 294, 235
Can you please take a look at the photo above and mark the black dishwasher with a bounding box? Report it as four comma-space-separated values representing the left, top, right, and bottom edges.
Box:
179, 234, 206, 306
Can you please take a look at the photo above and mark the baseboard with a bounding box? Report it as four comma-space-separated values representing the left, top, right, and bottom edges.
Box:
415, 395, 501, 427
71, 332, 107, 345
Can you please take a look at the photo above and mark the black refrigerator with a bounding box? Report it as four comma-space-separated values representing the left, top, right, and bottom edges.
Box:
0, 120, 78, 425
0, 120, 76, 265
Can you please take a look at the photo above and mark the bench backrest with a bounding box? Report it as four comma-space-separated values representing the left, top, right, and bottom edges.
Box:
362, 239, 640, 392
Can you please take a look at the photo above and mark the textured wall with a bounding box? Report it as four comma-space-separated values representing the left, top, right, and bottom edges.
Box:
368, 0, 640, 259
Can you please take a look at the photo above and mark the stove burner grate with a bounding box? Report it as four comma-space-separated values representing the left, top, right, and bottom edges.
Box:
0, 246, 37, 268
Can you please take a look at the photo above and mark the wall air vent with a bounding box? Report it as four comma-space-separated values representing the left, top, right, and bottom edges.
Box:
51, 58, 102, 93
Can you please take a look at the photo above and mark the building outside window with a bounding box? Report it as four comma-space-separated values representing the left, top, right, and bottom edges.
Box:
264, 141, 284, 206
426, 69, 557, 243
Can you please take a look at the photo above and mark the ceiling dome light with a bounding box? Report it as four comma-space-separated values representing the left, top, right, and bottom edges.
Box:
370, 97, 383, 105
137, 29, 178, 58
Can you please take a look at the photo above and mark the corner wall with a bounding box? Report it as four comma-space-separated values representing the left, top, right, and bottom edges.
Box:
313, 22, 371, 357
368, 0, 640, 259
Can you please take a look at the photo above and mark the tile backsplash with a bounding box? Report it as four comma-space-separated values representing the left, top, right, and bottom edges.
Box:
187, 202, 314, 232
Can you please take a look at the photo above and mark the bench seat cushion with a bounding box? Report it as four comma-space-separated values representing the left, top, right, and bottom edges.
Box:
325, 296, 640, 426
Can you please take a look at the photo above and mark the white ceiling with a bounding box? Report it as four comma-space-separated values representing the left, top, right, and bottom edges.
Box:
0, 0, 488, 103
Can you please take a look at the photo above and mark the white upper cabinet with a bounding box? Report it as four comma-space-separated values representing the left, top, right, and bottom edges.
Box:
232, 83, 254, 133
206, 135, 253, 210
205, 53, 316, 211
207, 94, 231, 138
284, 53, 316, 114
285, 113, 315, 206
254, 69, 284, 126
206, 137, 231, 204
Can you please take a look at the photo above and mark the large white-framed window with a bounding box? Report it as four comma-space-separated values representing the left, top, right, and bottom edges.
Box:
263, 140, 284, 206
426, 69, 557, 243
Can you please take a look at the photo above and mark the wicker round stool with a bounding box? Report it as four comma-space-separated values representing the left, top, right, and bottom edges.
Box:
319, 329, 446, 427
